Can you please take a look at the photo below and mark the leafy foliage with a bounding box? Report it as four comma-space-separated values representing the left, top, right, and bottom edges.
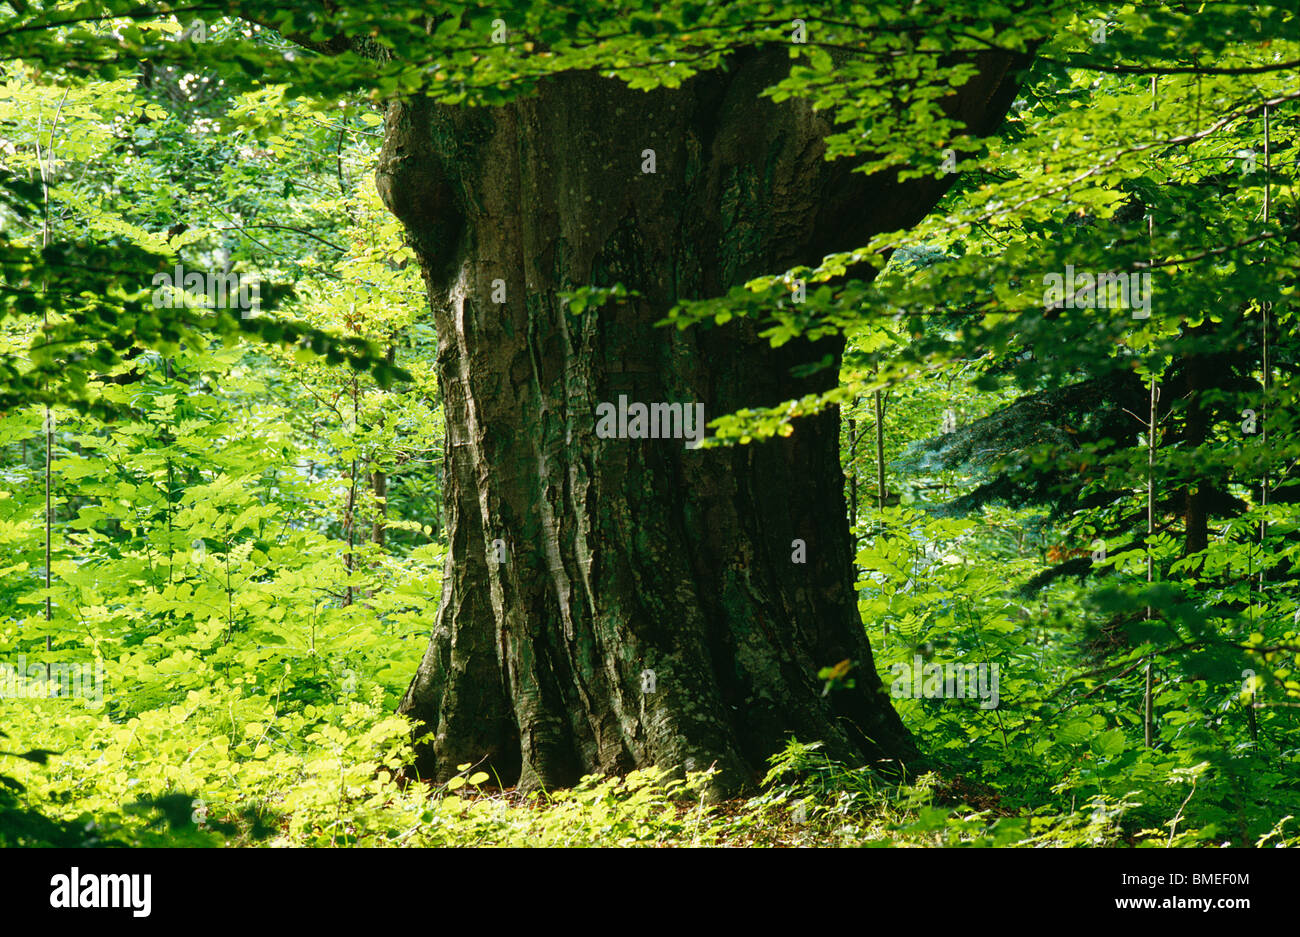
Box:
1, 0, 1296, 846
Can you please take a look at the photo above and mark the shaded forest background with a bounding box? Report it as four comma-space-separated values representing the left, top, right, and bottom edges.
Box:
0, 1, 1297, 846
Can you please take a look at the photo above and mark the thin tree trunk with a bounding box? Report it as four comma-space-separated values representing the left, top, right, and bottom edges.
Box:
874, 387, 886, 511
847, 412, 858, 540
344, 377, 359, 608
372, 470, 387, 547
1259, 105, 1271, 592
1144, 373, 1157, 749
1143, 137, 1157, 748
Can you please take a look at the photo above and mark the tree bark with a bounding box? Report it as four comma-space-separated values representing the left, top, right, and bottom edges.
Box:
371, 469, 387, 547
379, 48, 1026, 795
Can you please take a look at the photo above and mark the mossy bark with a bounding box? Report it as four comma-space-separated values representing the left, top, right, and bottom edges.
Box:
379, 48, 1025, 795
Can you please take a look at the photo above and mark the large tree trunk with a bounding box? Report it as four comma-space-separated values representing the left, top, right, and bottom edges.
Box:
379, 47, 1024, 795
